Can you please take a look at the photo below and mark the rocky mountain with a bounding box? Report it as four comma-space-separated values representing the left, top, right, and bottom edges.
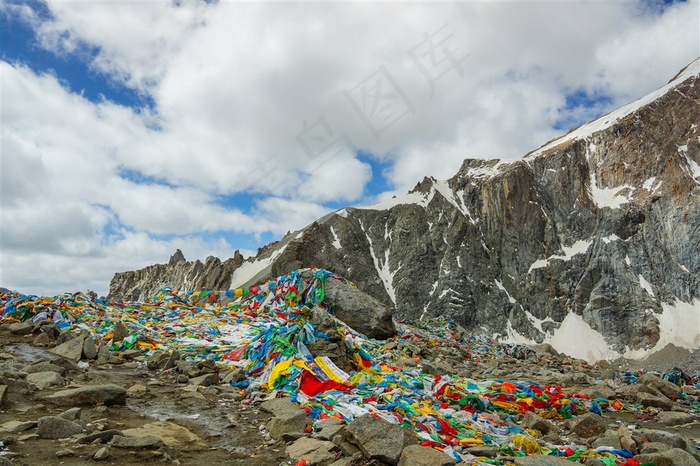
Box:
109, 59, 700, 360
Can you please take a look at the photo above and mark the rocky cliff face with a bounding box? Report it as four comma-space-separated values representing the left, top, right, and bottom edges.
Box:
109, 60, 700, 359
109, 250, 245, 301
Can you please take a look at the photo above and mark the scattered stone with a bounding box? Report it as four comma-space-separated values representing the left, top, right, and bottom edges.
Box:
23, 362, 67, 377
638, 374, 683, 400
121, 422, 208, 451
267, 408, 310, 441
636, 429, 688, 449
285, 437, 339, 466
522, 411, 557, 435
33, 332, 51, 346
37, 416, 84, 439
55, 330, 78, 345
26, 371, 65, 390
261, 397, 299, 416
657, 411, 693, 426
312, 418, 345, 441
636, 392, 674, 410
640, 442, 672, 454
44, 384, 127, 406
55, 449, 75, 458
49, 336, 86, 363
58, 407, 82, 421
147, 351, 170, 370
0, 362, 27, 379
93, 446, 110, 461
331, 435, 362, 458
82, 337, 98, 360
126, 383, 149, 398
591, 429, 621, 449
397, 444, 454, 466
188, 373, 218, 387
96, 344, 110, 365
569, 412, 608, 438
343, 413, 418, 465
222, 368, 246, 384
80, 429, 122, 444
0, 420, 37, 434
110, 434, 164, 449
112, 322, 129, 343
9, 322, 33, 335
617, 424, 637, 453
421, 360, 453, 376
163, 350, 180, 370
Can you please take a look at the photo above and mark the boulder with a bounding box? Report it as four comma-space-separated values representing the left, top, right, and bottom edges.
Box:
591, 429, 621, 449
323, 277, 396, 339
285, 437, 340, 466
126, 384, 149, 398
635, 429, 688, 450
569, 413, 608, 438
121, 421, 207, 451
26, 371, 65, 390
0, 420, 37, 433
188, 373, 218, 386
657, 411, 693, 426
522, 411, 557, 435
112, 321, 129, 343
0, 385, 7, 405
37, 416, 84, 439
33, 332, 52, 346
397, 445, 454, 466
50, 336, 85, 362
636, 392, 674, 410
93, 446, 110, 461
110, 434, 163, 449
82, 337, 98, 360
617, 424, 637, 453
638, 374, 682, 400
80, 429, 123, 444
267, 409, 310, 441
44, 384, 127, 406
343, 413, 418, 465
312, 418, 345, 441
23, 362, 67, 377
58, 407, 81, 421
9, 322, 33, 335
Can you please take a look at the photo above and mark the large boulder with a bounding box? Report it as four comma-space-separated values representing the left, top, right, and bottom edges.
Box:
323, 277, 396, 339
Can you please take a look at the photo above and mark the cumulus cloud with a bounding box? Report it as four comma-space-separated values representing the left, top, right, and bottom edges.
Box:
2, 0, 698, 295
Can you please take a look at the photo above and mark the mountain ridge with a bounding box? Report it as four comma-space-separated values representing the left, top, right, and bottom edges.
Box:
109, 59, 700, 362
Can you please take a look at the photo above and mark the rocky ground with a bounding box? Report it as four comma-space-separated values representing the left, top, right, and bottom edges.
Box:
0, 320, 699, 466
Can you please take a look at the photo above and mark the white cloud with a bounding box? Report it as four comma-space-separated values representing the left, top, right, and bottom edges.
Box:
2, 0, 698, 296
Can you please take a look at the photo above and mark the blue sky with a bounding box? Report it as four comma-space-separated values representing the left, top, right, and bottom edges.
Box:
2, 0, 698, 296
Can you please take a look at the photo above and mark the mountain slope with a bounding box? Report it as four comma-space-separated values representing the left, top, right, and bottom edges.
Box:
109, 59, 700, 360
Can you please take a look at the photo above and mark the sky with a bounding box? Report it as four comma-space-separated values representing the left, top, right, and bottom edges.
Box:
1, 0, 699, 297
